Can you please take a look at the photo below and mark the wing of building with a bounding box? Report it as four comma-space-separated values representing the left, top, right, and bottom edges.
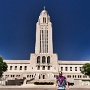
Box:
3, 8, 90, 85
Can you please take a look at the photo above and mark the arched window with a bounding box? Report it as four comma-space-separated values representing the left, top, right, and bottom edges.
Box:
47, 56, 50, 64
42, 56, 46, 64
37, 56, 40, 63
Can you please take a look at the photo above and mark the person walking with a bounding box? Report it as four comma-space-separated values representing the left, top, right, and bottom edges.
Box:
56, 71, 70, 90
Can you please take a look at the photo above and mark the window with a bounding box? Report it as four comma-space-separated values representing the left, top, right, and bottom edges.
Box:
47, 45, 48, 53
47, 56, 50, 64
40, 30, 41, 53
27, 75, 29, 78
43, 75, 45, 79
78, 75, 82, 78
67, 75, 71, 78
42, 66, 45, 70
80, 67, 82, 71
43, 17, 46, 23
47, 30, 48, 53
37, 66, 40, 70
43, 17, 44, 23
42, 30, 43, 40
75, 75, 76, 78
75, 67, 77, 71
29, 75, 31, 77
16, 75, 19, 77
37, 56, 40, 63
43, 17, 45, 23
32, 75, 33, 77
54, 75, 56, 78
83, 75, 87, 78
78, 75, 79, 78
39, 75, 40, 79
61, 67, 63, 71
45, 18, 46, 23
48, 66, 50, 70
20, 66, 22, 70
15, 66, 17, 70
65, 67, 68, 71
13, 75, 14, 77
10, 66, 12, 70
42, 56, 46, 64
24, 66, 27, 70
70, 67, 72, 71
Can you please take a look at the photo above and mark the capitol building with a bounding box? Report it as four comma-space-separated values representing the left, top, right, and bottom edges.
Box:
3, 8, 90, 85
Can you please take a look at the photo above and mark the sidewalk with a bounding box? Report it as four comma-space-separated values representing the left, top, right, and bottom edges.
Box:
0, 84, 90, 88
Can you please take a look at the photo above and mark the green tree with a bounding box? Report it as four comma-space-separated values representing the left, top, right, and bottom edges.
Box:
81, 63, 90, 76
0, 56, 8, 78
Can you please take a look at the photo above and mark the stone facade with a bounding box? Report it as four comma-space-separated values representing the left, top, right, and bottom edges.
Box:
3, 8, 90, 85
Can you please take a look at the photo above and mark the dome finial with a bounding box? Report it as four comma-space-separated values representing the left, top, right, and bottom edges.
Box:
44, 6, 45, 10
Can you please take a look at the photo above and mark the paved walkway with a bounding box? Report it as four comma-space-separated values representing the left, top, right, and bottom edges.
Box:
0, 87, 90, 90
0, 84, 90, 89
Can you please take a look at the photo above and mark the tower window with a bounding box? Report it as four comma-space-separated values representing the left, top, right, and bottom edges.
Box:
47, 30, 48, 40
37, 56, 40, 63
42, 56, 46, 64
43, 17, 44, 23
47, 56, 50, 63
40, 30, 41, 53
45, 18, 46, 23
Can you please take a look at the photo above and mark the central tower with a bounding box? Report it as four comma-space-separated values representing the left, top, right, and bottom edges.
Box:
30, 8, 58, 73
35, 8, 53, 54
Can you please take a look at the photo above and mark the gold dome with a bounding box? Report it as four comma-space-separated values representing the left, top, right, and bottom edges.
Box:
41, 10, 48, 15
42, 10, 47, 12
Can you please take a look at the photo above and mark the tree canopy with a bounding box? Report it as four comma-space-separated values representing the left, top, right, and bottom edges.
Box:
0, 56, 8, 78
81, 63, 90, 76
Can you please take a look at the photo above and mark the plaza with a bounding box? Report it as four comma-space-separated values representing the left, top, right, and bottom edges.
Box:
0, 84, 90, 90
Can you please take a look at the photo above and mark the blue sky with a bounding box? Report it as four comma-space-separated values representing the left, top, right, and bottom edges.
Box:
0, 0, 90, 61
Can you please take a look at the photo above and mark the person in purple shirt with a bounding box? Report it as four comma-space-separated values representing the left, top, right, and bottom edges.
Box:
56, 71, 70, 90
